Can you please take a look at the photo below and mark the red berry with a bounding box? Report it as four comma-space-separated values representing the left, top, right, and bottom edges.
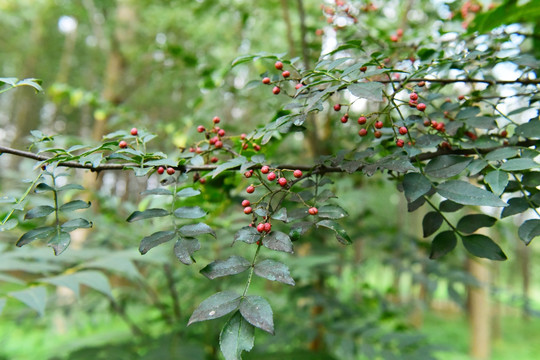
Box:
374, 121, 383, 129
295, 83, 303, 89
409, 100, 418, 107
358, 116, 367, 124
409, 93, 418, 101
275, 61, 283, 70
282, 70, 290, 78
333, 104, 341, 111
211, 156, 218, 163
308, 207, 318, 215
215, 140, 223, 148
436, 123, 445, 131
119, 140, 128, 148
199, 178, 207, 184
418, 81, 425, 87
458, 95, 465, 100
358, 128, 368, 137
272, 86, 281, 95
253, 144, 261, 151
240, 133, 246, 140
244, 206, 252, 214
242, 143, 249, 150
242, 200, 250, 207
416, 103, 426, 111
197, 125, 205, 133
423, 119, 430, 127
341, 116, 348, 123
166, 167, 175, 175
218, 129, 226, 137
130, 128, 138, 136
196, 147, 202, 154
390, 34, 398, 42
278, 177, 287, 187
256, 239, 262, 245
262, 77, 271, 84
256, 223, 265, 232
396, 28, 404, 37
267, 172, 276, 181
260, 165, 270, 174
189, 147, 195, 152
374, 130, 382, 138
213, 116, 220, 124
209, 136, 217, 145
398, 126, 408, 135
293, 170, 302, 178
431, 121, 438, 128
360, 66, 367, 72
157, 166, 165, 175
263, 222, 272, 232
244, 171, 252, 178
396, 139, 405, 147
246, 185, 255, 193
465, 131, 477, 140
500, 130, 508, 137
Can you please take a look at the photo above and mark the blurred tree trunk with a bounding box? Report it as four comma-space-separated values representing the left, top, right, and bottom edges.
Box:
467, 258, 491, 360
518, 244, 531, 319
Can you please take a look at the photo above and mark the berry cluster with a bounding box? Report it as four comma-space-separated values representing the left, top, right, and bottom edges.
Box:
261, 61, 304, 96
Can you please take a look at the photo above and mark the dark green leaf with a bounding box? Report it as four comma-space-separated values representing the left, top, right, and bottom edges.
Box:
201, 256, 251, 279
271, 207, 288, 222
515, 120, 540, 139
402, 173, 432, 203
61, 218, 92, 232
316, 220, 352, 245
484, 171, 508, 196
126, 208, 170, 222
457, 214, 497, 234
59, 200, 91, 212
174, 237, 201, 265
47, 231, 71, 255
34, 183, 55, 193
439, 200, 464, 212
234, 226, 261, 244
422, 212, 444, 238
484, 147, 520, 161
9, 286, 47, 316
174, 206, 207, 219
317, 205, 349, 219
462, 234, 507, 260
16, 226, 56, 247
436, 180, 508, 207
456, 106, 480, 120
139, 230, 176, 254
500, 158, 539, 171
501, 197, 529, 218
254, 259, 295, 286
347, 82, 384, 102
467, 159, 488, 176
289, 221, 313, 241
24, 205, 55, 220
188, 291, 242, 326
56, 184, 85, 192
179, 223, 216, 238
408, 196, 426, 212
263, 231, 294, 253
518, 219, 540, 245
429, 231, 457, 259
176, 187, 201, 198
220, 311, 255, 360
522, 172, 540, 188
424, 155, 472, 178
239, 295, 274, 334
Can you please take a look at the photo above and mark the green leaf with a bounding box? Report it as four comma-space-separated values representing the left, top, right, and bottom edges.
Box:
16, 78, 43, 92
176, 187, 201, 198
139, 230, 176, 254
188, 291, 242, 326
501, 197, 529, 218
59, 200, 91, 212
0, 219, 18, 232
289, 221, 313, 241
424, 155, 472, 178
262, 231, 294, 253
47, 231, 71, 255
271, 207, 288, 222
9, 286, 47, 316
173, 206, 207, 219
179, 223, 216, 238
211, 157, 247, 178
522, 172, 540, 188
40, 270, 112, 299
515, 120, 540, 139
518, 220, 540, 245
402, 173, 432, 203
56, 184, 85, 192
347, 82, 384, 102
254, 259, 295, 286
61, 218, 92, 232
462, 234, 507, 261
234, 226, 261, 244
467, 159, 488, 176
484, 147, 520, 161
220, 311, 255, 360
456, 106, 480, 120
500, 158, 539, 171
239, 295, 274, 334
316, 220, 352, 245
174, 237, 201, 265
484, 171, 508, 196
317, 205, 349, 219
439, 200, 464, 212
457, 214, 497, 234
24, 205, 55, 220
429, 231, 457, 259
126, 208, 170, 222
34, 183, 55, 193
141, 188, 173, 196
422, 212, 444, 238
436, 180, 508, 207
16, 226, 56, 247
200, 256, 251, 280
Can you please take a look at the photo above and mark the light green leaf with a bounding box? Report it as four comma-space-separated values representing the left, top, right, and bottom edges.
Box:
9, 286, 47, 316
220, 311, 255, 360
347, 82, 384, 102
173, 206, 207, 219
436, 180, 508, 207
24, 205, 55, 220
47, 231, 71, 255
179, 223, 216, 238
484, 170, 508, 196
59, 200, 91, 212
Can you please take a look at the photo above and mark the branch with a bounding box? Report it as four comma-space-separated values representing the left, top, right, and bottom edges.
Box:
380, 78, 540, 86
1, 140, 537, 175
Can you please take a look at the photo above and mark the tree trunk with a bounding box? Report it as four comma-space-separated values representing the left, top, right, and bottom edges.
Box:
467, 258, 491, 360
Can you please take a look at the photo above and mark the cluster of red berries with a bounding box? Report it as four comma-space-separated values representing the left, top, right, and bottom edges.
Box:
390, 28, 404, 42
262, 61, 304, 95
118, 128, 139, 149
424, 119, 446, 133
408, 92, 426, 112
156, 166, 176, 175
